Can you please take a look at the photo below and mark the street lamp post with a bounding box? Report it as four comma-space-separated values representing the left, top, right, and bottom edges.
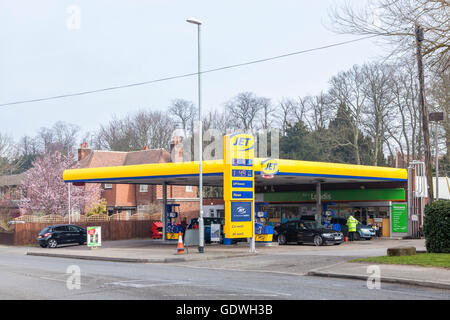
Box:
186, 18, 204, 253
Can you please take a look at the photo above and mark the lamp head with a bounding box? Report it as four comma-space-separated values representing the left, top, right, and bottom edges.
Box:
186, 18, 202, 25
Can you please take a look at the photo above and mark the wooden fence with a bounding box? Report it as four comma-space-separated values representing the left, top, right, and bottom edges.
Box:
1, 220, 154, 246
0, 231, 15, 245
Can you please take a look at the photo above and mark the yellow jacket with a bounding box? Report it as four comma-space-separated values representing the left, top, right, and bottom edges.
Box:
346, 216, 358, 232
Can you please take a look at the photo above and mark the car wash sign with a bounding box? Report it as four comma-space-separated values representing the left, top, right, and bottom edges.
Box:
223, 133, 254, 238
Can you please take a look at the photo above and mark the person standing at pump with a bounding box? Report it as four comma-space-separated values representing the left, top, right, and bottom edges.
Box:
346, 215, 358, 241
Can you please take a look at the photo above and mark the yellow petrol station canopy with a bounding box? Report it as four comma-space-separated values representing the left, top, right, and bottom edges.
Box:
63, 158, 407, 186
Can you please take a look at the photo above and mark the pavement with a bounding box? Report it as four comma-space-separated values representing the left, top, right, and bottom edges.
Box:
26, 239, 259, 263
21, 238, 450, 291
308, 262, 450, 290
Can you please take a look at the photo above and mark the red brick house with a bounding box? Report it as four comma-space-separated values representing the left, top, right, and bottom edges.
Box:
0, 173, 25, 217
77, 143, 200, 222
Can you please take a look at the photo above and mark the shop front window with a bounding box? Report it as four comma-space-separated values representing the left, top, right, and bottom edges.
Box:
282, 206, 299, 222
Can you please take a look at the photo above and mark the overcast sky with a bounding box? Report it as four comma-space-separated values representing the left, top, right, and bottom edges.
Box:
0, 0, 384, 142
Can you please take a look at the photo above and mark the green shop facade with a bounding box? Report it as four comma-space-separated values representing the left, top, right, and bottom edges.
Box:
255, 187, 408, 238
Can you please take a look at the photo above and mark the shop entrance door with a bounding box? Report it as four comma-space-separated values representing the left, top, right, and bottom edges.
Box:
352, 207, 368, 225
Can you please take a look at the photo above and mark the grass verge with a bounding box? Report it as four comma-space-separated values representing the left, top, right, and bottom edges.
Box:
351, 253, 450, 269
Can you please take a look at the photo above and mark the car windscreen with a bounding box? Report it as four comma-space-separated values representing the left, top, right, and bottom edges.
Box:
303, 221, 322, 230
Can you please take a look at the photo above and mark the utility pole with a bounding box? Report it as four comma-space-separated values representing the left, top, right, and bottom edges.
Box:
435, 122, 439, 200
430, 112, 445, 200
415, 24, 434, 204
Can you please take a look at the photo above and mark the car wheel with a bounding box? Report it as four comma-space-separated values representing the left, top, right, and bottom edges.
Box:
47, 239, 58, 248
354, 233, 361, 241
313, 235, 323, 246
278, 233, 287, 245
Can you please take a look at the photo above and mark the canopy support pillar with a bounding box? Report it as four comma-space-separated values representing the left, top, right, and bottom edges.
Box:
162, 182, 167, 241
315, 182, 322, 222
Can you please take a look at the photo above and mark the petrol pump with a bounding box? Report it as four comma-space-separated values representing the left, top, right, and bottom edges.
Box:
166, 203, 182, 240
322, 203, 336, 229
254, 203, 274, 243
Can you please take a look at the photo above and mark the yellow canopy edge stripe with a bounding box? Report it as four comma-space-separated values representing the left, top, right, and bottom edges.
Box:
63, 158, 407, 182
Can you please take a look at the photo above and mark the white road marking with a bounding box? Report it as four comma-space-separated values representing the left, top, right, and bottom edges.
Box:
174, 264, 306, 277
105, 279, 191, 288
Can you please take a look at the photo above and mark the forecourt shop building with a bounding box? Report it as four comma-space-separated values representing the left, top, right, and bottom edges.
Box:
63, 136, 412, 240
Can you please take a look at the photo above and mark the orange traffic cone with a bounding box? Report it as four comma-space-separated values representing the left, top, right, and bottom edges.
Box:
177, 232, 185, 254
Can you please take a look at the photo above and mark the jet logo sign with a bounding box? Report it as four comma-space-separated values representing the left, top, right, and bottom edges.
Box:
231, 135, 254, 151
261, 158, 279, 175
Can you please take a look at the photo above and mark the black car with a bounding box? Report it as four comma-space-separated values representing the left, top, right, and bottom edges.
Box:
275, 220, 344, 246
37, 224, 87, 248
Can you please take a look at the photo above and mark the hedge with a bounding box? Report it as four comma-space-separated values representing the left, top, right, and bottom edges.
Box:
423, 200, 450, 253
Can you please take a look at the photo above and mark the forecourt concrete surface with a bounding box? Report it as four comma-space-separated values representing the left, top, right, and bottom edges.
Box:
23, 238, 450, 291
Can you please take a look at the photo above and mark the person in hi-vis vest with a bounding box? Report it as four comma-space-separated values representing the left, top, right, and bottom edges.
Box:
346, 215, 358, 241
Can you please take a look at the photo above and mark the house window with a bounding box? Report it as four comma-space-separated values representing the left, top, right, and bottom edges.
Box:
139, 184, 148, 192
104, 183, 113, 190
186, 185, 193, 192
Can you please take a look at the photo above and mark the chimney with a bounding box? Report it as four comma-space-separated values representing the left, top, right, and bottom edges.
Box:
170, 136, 184, 161
78, 142, 91, 161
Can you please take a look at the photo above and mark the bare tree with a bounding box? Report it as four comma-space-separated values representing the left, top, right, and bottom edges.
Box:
292, 97, 311, 127
386, 58, 422, 167
362, 63, 396, 166
428, 67, 450, 172
0, 133, 17, 175
328, 66, 366, 164
225, 92, 266, 131
277, 98, 296, 135
257, 97, 275, 130
97, 115, 134, 151
16, 135, 40, 158
169, 99, 197, 135
147, 111, 175, 150
36, 121, 80, 155
330, 0, 449, 71
97, 110, 175, 151
203, 109, 234, 135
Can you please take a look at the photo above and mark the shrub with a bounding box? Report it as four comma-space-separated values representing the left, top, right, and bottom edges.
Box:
86, 198, 107, 217
423, 200, 450, 253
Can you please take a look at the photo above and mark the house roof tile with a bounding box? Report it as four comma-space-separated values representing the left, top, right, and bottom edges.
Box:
78, 149, 171, 168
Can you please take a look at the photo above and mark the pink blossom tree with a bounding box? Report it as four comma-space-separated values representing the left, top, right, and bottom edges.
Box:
20, 151, 102, 216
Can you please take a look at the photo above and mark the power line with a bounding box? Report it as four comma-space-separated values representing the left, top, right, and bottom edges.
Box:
0, 34, 381, 107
